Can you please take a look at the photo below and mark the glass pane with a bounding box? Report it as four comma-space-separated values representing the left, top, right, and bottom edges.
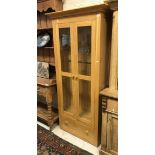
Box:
78, 26, 91, 76
59, 28, 71, 72
79, 80, 91, 120
62, 76, 73, 113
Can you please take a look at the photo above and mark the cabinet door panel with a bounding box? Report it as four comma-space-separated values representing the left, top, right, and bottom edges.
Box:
107, 114, 118, 154
112, 117, 118, 152
75, 21, 95, 125
57, 24, 76, 116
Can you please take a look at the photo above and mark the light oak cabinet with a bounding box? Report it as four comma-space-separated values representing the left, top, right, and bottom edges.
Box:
46, 4, 109, 146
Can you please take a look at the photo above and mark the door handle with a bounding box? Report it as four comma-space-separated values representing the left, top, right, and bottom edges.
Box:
72, 75, 78, 80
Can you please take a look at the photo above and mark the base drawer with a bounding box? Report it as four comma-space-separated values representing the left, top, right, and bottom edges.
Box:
60, 115, 98, 146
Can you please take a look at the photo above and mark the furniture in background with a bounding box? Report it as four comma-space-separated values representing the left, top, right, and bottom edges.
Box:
37, 28, 58, 129
37, 0, 62, 130
37, 0, 63, 12
99, 90, 118, 155
100, 0, 118, 154
37, 78, 58, 130
46, 4, 109, 146
37, 0, 63, 30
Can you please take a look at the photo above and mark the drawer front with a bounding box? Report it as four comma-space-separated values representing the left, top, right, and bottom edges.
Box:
37, 85, 47, 104
61, 116, 77, 131
37, 85, 56, 97
77, 122, 94, 139
37, 85, 58, 107
37, 85, 47, 97
61, 115, 96, 145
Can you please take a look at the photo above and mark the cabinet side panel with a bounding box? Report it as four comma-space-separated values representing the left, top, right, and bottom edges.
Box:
94, 13, 105, 145
99, 13, 108, 91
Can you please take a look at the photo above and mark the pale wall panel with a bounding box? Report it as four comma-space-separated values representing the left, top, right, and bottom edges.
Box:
63, 0, 105, 10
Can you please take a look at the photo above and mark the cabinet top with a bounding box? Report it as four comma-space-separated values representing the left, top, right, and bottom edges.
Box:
100, 88, 118, 99
45, 4, 109, 19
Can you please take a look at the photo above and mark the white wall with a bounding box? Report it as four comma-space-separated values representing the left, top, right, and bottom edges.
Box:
63, 0, 105, 10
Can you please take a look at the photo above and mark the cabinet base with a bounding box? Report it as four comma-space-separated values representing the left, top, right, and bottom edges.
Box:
60, 116, 99, 146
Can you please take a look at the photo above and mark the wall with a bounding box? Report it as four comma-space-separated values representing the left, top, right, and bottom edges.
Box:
63, 0, 105, 10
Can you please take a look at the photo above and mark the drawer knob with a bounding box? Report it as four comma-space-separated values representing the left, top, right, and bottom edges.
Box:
85, 130, 88, 135
65, 121, 68, 126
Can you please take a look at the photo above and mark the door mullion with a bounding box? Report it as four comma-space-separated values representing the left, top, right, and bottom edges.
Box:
70, 24, 77, 118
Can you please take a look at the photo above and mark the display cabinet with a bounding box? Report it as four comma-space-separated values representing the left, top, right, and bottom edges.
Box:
46, 4, 109, 146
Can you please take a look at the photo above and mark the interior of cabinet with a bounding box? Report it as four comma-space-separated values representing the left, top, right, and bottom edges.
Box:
62, 76, 73, 113
79, 80, 91, 120
78, 25, 92, 121
59, 28, 71, 72
78, 26, 91, 76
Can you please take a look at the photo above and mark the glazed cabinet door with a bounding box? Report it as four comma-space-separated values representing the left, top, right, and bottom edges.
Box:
54, 19, 96, 125
56, 24, 76, 116
74, 21, 96, 125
